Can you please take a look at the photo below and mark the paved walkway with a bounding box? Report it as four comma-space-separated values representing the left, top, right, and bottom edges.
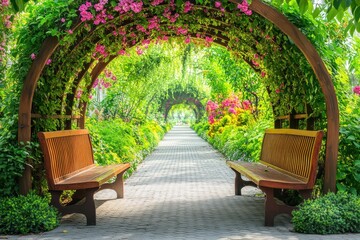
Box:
11, 126, 360, 240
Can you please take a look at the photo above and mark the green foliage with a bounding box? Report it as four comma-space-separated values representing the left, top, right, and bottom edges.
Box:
269, 0, 360, 35
86, 118, 169, 178
0, 125, 28, 197
292, 192, 360, 234
337, 95, 360, 194
0, 192, 59, 234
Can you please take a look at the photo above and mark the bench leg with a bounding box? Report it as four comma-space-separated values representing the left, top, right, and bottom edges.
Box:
50, 188, 98, 225
99, 172, 125, 198
260, 187, 295, 227
298, 189, 312, 200
231, 168, 257, 195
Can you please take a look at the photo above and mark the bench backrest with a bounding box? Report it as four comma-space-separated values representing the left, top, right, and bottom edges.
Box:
38, 129, 94, 189
260, 129, 323, 185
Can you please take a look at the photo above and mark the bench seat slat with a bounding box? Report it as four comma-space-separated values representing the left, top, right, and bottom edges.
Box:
227, 161, 309, 190
53, 163, 130, 190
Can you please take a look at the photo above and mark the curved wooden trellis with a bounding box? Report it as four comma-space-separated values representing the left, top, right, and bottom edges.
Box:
18, 0, 339, 194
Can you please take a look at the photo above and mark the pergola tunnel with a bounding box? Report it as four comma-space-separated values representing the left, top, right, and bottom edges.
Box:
16, 0, 338, 194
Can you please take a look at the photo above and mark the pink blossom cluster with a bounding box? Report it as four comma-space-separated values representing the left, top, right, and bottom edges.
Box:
151, 0, 163, 6
183, 1, 193, 13
148, 16, 160, 31
104, 69, 117, 81
79, 1, 114, 25
206, 96, 252, 125
206, 100, 219, 124
4, 15, 11, 28
242, 100, 251, 110
92, 70, 117, 89
163, 0, 179, 23
353, 86, 360, 95
76, 89, 83, 99
79, 2, 93, 21
275, 83, 284, 94
114, 0, 143, 14
237, 0, 252, 15
214, 1, 225, 12
1, 0, 9, 7
177, 27, 188, 35
93, 44, 108, 58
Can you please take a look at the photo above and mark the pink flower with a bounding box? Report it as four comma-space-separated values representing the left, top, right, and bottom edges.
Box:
261, 71, 266, 78
215, 1, 222, 8
1, 0, 9, 6
136, 25, 147, 33
185, 36, 191, 44
61, 18, 66, 23
130, 1, 143, 13
95, 44, 108, 57
242, 100, 251, 110
151, 0, 163, 6
76, 90, 83, 99
228, 107, 236, 114
237, 0, 252, 15
118, 49, 126, 55
177, 27, 188, 35
30, 53, 36, 60
275, 89, 281, 94
68, 29, 73, 34
184, 1, 192, 13
205, 36, 213, 44
4, 15, 12, 28
46, 59, 52, 65
93, 78, 99, 88
353, 86, 360, 95
142, 39, 151, 45
136, 47, 143, 55
252, 60, 259, 67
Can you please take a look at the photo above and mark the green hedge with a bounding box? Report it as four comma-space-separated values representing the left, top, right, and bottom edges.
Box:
87, 118, 171, 178
292, 192, 360, 234
0, 192, 59, 234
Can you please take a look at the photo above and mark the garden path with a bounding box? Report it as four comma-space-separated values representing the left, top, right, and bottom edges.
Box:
13, 126, 360, 240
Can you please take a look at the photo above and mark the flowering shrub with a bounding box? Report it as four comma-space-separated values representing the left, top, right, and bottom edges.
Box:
205, 95, 253, 138
353, 86, 360, 95
206, 95, 252, 124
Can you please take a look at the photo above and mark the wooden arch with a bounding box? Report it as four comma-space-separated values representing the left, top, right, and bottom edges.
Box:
18, 0, 339, 194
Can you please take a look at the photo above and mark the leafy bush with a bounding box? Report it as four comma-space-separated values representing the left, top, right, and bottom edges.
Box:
87, 118, 169, 178
0, 130, 28, 197
337, 95, 360, 194
292, 192, 360, 234
0, 192, 59, 234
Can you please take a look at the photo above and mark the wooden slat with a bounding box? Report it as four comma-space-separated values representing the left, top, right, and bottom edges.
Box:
31, 114, 81, 119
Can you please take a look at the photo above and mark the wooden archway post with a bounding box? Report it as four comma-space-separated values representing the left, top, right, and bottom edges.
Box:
243, 0, 339, 192
17, 37, 59, 194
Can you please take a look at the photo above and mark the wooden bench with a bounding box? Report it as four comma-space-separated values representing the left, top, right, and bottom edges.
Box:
226, 128, 323, 226
38, 129, 130, 225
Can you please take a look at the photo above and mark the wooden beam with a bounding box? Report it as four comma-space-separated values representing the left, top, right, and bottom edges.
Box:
18, 37, 60, 195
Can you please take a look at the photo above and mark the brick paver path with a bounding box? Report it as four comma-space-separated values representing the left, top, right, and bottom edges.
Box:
11, 126, 360, 240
